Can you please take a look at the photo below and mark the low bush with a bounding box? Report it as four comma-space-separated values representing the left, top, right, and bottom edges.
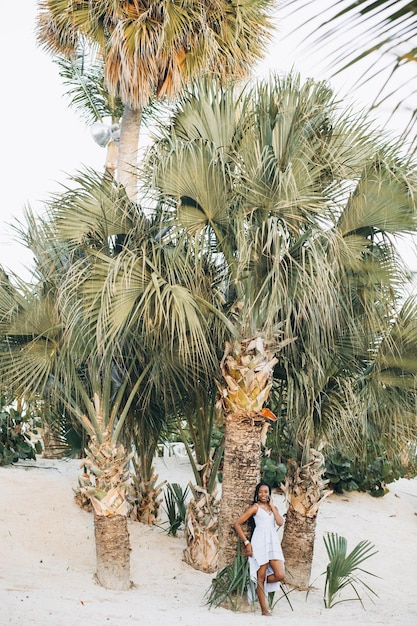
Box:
0, 407, 42, 465
324, 444, 417, 497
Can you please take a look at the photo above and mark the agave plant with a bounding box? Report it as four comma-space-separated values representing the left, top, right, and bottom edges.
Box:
162, 482, 190, 537
207, 540, 294, 613
323, 532, 379, 609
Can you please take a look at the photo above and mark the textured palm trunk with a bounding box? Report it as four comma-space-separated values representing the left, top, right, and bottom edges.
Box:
281, 449, 332, 589
128, 464, 164, 525
217, 413, 264, 570
183, 489, 220, 573
216, 337, 280, 572
94, 513, 131, 590
74, 433, 133, 589
281, 505, 317, 589
117, 104, 142, 201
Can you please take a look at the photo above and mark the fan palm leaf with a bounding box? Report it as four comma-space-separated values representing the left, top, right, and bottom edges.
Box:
144, 72, 417, 585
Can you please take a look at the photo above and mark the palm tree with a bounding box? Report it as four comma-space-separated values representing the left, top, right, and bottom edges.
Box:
281, 0, 417, 147
174, 385, 224, 573
0, 216, 131, 590
37, 0, 276, 199
270, 151, 417, 588
141, 73, 346, 568
0, 168, 226, 589
142, 73, 417, 583
76, 188, 230, 571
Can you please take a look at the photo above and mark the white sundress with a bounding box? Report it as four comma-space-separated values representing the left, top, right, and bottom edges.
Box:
248, 505, 285, 598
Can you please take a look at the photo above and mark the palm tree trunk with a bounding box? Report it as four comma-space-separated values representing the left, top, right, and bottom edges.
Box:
105, 140, 119, 179
128, 462, 164, 525
183, 489, 220, 573
117, 104, 142, 202
94, 513, 131, 590
281, 505, 317, 589
280, 449, 332, 589
74, 434, 133, 589
217, 412, 264, 570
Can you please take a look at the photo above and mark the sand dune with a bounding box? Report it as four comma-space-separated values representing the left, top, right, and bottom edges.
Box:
1, 455, 416, 625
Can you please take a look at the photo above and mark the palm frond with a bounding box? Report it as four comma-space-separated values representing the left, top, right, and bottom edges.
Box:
56, 50, 124, 124
281, 0, 417, 148
323, 532, 379, 608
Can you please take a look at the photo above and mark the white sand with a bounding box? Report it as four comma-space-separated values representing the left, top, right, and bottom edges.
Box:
1, 455, 416, 625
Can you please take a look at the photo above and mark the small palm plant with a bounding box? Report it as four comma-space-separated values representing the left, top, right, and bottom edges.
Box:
162, 482, 189, 537
206, 542, 256, 612
323, 533, 379, 608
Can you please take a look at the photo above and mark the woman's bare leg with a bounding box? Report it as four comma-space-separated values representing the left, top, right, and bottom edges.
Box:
256, 564, 271, 616
266, 559, 285, 584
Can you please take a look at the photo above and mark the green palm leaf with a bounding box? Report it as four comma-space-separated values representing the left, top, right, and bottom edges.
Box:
282, 0, 417, 146
323, 532, 379, 608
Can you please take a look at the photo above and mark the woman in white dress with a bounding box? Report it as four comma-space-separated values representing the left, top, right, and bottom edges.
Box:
234, 482, 285, 616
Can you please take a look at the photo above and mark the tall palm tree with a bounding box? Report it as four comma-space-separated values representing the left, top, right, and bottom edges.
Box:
0, 169, 225, 589
265, 122, 417, 588
274, 290, 417, 587
36, 0, 276, 199
76, 187, 230, 571
281, 0, 417, 147
0, 213, 134, 590
141, 73, 345, 568
141, 73, 417, 582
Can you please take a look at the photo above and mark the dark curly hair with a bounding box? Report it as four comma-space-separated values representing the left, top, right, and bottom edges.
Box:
248, 481, 271, 537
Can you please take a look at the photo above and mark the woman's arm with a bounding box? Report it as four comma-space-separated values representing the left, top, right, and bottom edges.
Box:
234, 503, 258, 542
272, 504, 285, 527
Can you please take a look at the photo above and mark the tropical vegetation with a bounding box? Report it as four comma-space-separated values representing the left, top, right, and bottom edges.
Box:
142, 72, 417, 587
0, 182, 223, 589
4, 0, 278, 590
1, 1, 417, 602
3, 65, 417, 598
322, 533, 379, 609
37, 0, 276, 199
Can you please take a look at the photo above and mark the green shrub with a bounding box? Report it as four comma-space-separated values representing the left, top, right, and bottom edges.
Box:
324, 443, 416, 497
261, 457, 287, 489
0, 407, 42, 465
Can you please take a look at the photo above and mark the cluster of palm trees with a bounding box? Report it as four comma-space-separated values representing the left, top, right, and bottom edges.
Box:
0, 0, 417, 598
144, 74, 417, 586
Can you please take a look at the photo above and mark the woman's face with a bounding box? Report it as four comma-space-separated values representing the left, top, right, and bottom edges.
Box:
257, 485, 270, 502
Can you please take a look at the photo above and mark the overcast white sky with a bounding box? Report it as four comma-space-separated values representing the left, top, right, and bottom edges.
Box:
1, 1, 416, 279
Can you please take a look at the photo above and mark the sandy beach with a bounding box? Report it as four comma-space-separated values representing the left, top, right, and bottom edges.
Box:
1, 454, 416, 625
